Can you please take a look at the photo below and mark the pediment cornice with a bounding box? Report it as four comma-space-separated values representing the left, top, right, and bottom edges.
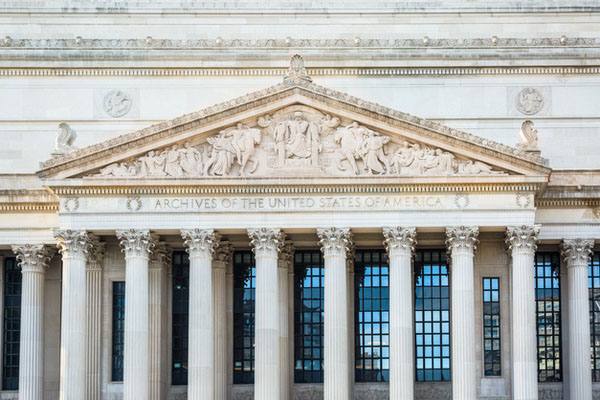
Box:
37, 57, 551, 180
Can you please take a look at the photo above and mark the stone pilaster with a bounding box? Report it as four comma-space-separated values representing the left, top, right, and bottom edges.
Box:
116, 229, 156, 400
506, 225, 540, 400
181, 229, 220, 400
11, 244, 53, 400
561, 238, 595, 400
149, 242, 170, 400
317, 227, 353, 400
214, 241, 233, 400
54, 229, 93, 400
278, 242, 294, 400
346, 241, 355, 400
287, 248, 295, 400
383, 227, 417, 400
446, 226, 479, 400
226, 254, 235, 400
85, 238, 105, 400
248, 228, 284, 400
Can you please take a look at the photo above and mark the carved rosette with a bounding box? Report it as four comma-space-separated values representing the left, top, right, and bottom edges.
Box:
317, 227, 353, 258
446, 226, 479, 256
11, 244, 54, 273
86, 237, 106, 271
150, 241, 172, 269
505, 225, 540, 256
116, 229, 157, 258
248, 228, 285, 256
214, 241, 234, 270
560, 238, 595, 266
383, 227, 417, 256
181, 229, 220, 257
279, 242, 295, 270
53, 229, 93, 259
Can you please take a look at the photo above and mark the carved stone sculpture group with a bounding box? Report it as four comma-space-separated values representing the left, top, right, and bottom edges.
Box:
92, 107, 503, 178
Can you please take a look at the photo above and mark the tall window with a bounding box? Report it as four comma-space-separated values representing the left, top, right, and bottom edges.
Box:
172, 251, 189, 385
2, 257, 21, 390
414, 249, 450, 382
111, 281, 125, 381
589, 253, 600, 381
233, 251, 256, 384
294, 250, 324, 383
355, 250, 389, 382
482, 277, 501, 376
535, 252, 562, 382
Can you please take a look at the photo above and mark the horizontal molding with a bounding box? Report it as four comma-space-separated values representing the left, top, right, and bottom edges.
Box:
0, 202, 58, 213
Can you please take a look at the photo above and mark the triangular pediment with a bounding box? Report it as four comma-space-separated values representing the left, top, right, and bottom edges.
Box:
37, 57, 550, 182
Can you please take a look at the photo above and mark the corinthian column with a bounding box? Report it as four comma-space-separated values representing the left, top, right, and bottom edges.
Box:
181, 229, 219, 400
86, 239, 105, 400
54, 229, 93, 400
383, 227, 417, 400
248, 228, 284, 400
446, 226, 479, 400
278, 242, 294, 400
11, 244, 53, 400
214, 241, 233, 400
149, 242, 170, 400
561, 238, 595, 400
317, 227, 353, 400
506, 225, 540, 400
116, 229, 156, 400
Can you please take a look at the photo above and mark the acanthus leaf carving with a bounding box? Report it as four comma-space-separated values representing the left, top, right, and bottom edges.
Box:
248, 228, 285, 254
317, 227, 353, 257
505, 225, 540, 255
11, 244, 54, 273
383, 227, 417, 256
446, 226, 479, 255
560, 238, 595, 266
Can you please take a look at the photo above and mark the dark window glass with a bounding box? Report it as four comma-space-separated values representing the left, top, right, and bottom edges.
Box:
589, 253, 600, 381
294, 250, 324, 384
355, 250, 390, 382
233, 251, 256, 384
414, 249, 450, 382
482, 277, 501, 376
172, 251, 189, 385
2, 257, 21, 390
111, 281, 125, 382
535, 252, 562, 382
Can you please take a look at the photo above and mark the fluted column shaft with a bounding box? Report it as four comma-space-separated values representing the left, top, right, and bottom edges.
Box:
562, 239, 595, 400
54, 230, 92, 400
249, 228, 284, 400
446, 226, 479, 400
279, 243, 293, 400
318, 227, 353, 400
214, 243, 232, 400
182, 229, 219, 400
149, 244, 169, 400
506, 226, 540, 400
12, 244, 53, 400
117, 229, 156, 400
383, 227, 417, 400
86, 240, 105, 400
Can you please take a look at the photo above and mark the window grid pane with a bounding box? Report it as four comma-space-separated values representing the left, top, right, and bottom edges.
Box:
589, 253, 600, 381
354, 250, 390, 383
482, 277, 501, 376
2, 257, 21, 390
172, 251, 189, 385
111, 281, 125, 382
294, 250, 324, 384
414, 250, 450, 382
233, 251, 256, 384
535, 252, 562, 382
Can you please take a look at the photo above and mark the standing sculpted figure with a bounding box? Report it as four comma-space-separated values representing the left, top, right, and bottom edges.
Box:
139, 150, 167, 176
204, 134, 234, 176
361, 129, 390, 174
180, 142, 203, 176
204, 125, 262, 176
334, 122, 367, 175
286, 112, 311, 158
164, 145, 184, 177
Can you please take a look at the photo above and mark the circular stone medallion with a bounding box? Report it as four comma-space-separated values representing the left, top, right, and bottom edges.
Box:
103, 90, 132, 118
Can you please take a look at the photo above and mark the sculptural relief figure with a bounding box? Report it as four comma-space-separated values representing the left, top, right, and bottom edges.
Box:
139, 150, 166, 176
53, 122, 78, 155
180, 141, 203, 175
361, 129, 390, 175
334, 122, 368, 175
457, 160, 501, 174
164, 145, 185, 177
98, 162, 137, 177
204, 134, 235, 176
204, 125, 262, 176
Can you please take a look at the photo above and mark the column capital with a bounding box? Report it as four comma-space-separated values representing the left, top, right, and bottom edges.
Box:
317, 227, 353, 258
446, 226, 479, 256
505, 225, 540, 256
53, 229, 93, 258
87, 236, 106, 271
383, 227, 417, 256
248, 228, 285, 254
11, 244, 54, 273
150, 241, 172, 270
117, 229, 157, 258
279, 242, 295, 270
214, 241, 234, 269
560, 238, 595, 266
181, 229, 220, 256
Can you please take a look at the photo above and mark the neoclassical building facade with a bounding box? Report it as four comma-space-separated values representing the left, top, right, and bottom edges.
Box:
2, 2, 600, 400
